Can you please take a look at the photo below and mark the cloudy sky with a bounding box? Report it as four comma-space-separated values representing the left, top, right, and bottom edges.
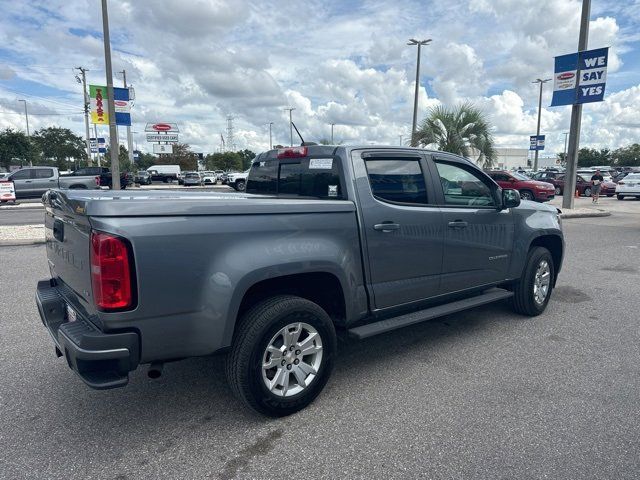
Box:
0, 0, 638, 157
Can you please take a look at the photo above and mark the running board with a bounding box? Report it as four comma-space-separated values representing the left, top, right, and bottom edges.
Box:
348, 288, 513, 340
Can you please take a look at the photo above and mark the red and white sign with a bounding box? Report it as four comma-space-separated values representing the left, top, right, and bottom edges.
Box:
0, 181, 16, 202
144, 122, 179, 132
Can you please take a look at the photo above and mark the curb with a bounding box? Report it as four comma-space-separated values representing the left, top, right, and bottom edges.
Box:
0, 205, 44, 210
0, 239, 45, 247
560, 209, 611, 219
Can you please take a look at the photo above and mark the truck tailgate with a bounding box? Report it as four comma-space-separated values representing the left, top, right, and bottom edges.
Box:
43, 191, 95, 314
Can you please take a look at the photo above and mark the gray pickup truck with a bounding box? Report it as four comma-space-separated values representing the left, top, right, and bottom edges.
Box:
6, 166, 100, 199
36, 145, 563, 416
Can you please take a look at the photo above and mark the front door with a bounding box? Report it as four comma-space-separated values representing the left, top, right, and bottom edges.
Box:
430, 156, 515, 294
352, 150, 444, 310
9, 169, 34, 198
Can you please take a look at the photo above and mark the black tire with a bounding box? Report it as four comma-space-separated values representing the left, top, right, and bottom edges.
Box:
606, 194, 613, 197
226, 295, 336, 417
554, 186, 562, 195
236, 180, 246, 192
583, 187, 592, 197
511, 246, 555, 316
520, 190, 534, 201
617, 195, 624, 200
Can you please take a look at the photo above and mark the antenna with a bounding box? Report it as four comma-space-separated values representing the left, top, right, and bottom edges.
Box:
291, 121, 304, 145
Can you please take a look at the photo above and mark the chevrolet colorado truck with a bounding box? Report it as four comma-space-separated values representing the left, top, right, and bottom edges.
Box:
36, 145, 564, 416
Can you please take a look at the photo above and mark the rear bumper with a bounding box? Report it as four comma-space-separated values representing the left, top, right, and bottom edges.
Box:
36, 279, 140, 389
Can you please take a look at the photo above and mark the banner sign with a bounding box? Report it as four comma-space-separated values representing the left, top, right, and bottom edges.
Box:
529, 135, 545, 151
90, 137, 107, 153
153, 144, 174, 154
551, 47, 609, 106
0, 181, 16, 202
144, 123, 179, 132
90, 85, 131, 126
146, 134, 179, 143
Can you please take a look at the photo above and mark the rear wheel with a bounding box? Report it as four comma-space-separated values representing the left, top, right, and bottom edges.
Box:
617, 195, 624, 200
226, 295, 336, 416
583, 187, 592, 197
512, 246, 554, 316
554, 186, 562, 195
236, 180, 246, 192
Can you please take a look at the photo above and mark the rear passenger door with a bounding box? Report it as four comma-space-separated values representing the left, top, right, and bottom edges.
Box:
32, 168, 57, 195
351, 150, 443, 310
430, 156, 514, 293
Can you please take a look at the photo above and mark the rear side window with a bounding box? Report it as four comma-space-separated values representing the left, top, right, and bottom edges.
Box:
247, 158, 343, 199
35, 168, 54, 178
491, 173, 510, 182
364, 158, 428, 205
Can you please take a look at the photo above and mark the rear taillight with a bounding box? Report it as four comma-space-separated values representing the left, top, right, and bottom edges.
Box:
90, 231, 134, 310
95, 176, 100, 186
277, 146, 308, 159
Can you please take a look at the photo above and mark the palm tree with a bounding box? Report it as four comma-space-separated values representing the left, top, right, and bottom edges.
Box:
415, 103, 496, 169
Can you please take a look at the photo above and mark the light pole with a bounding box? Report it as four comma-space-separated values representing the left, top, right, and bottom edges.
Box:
284, 107, 295, 146
75, 67, 93, 165
101, 0, 120, 189
267, 122, 273, 150
330, 123, 335, 144
17, 99, 30, 137
408, 38, 432, 146
532, 78, 551, 171
399, 134, 403, 146
118, 69, 135, 165
562, 132, 569, 165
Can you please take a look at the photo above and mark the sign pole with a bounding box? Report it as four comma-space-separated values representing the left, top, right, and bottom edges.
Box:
563, 0, 591, 210
101, 0, 120, 190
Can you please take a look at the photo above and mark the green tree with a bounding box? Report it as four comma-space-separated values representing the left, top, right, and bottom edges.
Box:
0, 128, 34, 170
612, 144, 640, 166
159, 143, 197, 171
577, 147, 611, 167
204, 152, 242, 171
415, 102, 496, 168
32, 127, 86, 170
238, 149, 256, 170
136, 152, 157, 170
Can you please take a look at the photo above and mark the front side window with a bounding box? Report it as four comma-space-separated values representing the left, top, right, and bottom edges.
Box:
364, 158, 428, 205
11, 169, 31, 180
435, 161, 495, 207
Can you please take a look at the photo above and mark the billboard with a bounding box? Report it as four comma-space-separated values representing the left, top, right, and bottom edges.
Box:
146, 134, 179, 143
529, 135, 545, 151
551, 47, 609, 106
145, 123, 179, 132
90, 85, 131, 125
90, 137, 107, 153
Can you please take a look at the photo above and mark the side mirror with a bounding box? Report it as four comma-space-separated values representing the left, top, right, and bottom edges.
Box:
501, 188, 521, 209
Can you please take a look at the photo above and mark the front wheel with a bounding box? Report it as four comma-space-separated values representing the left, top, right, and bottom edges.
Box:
226, 295, 336, 416
236, 180, 246, 192
554, 186, 562, 195
511, 246, 555, 316
583, 187, 592, 197
520, 190, 534, 201
617, 195, 624, 200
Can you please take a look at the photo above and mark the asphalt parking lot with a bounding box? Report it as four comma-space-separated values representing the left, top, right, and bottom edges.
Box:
1, 212, 639, 479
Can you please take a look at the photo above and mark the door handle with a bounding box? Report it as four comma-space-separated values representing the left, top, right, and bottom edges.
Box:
25, 180, 32, 183
448, 220, 468, 229
373, 223, 400, 232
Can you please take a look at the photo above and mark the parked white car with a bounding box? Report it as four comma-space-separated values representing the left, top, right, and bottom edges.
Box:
201, 172, 218, 185
227, 170, 249, 191
615, 173, 640, 200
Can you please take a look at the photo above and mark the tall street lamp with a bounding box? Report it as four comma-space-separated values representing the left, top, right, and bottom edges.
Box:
284, 107, 295, 146
330, 123, 335, 144
408, 38, 431, 146
562, 132, 569, 165
267, 122, 273, 150
17, 99, 30, 137
532, 78, 551, 171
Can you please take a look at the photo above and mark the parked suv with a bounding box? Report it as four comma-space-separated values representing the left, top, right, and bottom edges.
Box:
486, 170, 555, 202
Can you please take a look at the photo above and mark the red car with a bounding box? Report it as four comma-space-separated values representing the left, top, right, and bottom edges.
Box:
544, 174, 615, 197
486, 171, 555, 202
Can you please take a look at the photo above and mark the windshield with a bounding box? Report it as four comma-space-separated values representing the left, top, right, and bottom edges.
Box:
624, 174, 640, 180
512, 172, 530, 181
